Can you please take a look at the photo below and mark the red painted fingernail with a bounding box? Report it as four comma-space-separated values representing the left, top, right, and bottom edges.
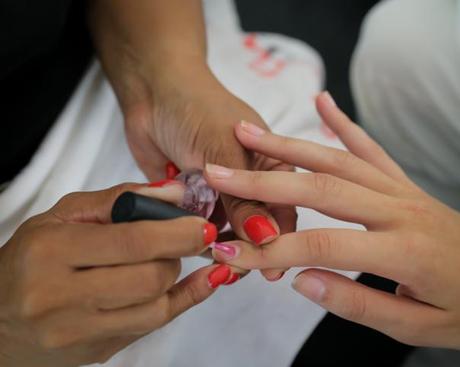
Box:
268, 272, 285, 282
166, 162, 180, 179
224, 273, 240, 286
203, 223, 218, 246
243, 215, 278, 245
148, 179, 178, 188
208, 265, 232, 289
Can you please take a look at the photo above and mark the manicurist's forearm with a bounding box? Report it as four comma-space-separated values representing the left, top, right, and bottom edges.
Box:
88, 0, 210, 110
88, 0, 207, 70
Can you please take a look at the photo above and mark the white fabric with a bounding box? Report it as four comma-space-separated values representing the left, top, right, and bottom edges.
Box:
351, 0, 460, 210
0, 1, 360, 366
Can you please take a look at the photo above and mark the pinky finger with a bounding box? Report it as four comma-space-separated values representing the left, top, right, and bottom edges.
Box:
292, 268, 447, 347
316, 92, 413, 187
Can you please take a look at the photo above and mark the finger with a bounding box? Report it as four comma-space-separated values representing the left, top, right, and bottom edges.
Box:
316, 92, 414, 186
66, 217, 218, 267
212, 230, 409, 283
51, 182, 185, 224
292, 268, 447, 347
205, 166, 397, 227
235, 121, 402, 196
97, 264, 228, 336
261, 204, 298, 281
75, 260, 181, 310
220, 193, 280, 246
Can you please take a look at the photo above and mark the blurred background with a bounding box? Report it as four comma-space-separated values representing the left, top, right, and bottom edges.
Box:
235, 0, 380, 119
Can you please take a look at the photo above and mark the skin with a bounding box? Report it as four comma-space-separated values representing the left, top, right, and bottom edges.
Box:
206, 92, 460, 349
0, 183, 221, 367
88, 0, 296, 280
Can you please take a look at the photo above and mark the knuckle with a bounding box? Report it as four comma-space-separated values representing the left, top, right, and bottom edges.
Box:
178, 283, 204, 310
21, 226, 61, 267
136, 266, 163, 298
302, 231, 334, 264
276, 136, 292, 162
247, 171, 265, 197
311, 173, 342, 197
107, 183, 141, 202
117, 224, 149, 260
340, 289, 368, 322
399, 232, 431, 285
331, 149, 355, 169
56, 192, 81, 208
397, 199, 434, 223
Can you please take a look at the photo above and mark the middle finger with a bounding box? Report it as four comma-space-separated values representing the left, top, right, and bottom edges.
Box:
206, 167, 398, 228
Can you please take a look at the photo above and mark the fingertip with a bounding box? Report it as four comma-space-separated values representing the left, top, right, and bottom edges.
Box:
292, 270, 327, 303
234, 120, 266, 147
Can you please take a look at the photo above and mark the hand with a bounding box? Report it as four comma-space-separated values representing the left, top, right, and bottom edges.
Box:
205, 92, 460, 349
117, 62, 295, 280
0, 183, 229, 367
88, 0, 295, 280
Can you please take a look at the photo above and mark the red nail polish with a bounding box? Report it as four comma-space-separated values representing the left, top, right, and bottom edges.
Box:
203, 223, 218, 246
208, 265, 232, 289
243, 215, 278, 245
166, 162, 180, 179
148, 179, 177, 188
224, 273, 240, 286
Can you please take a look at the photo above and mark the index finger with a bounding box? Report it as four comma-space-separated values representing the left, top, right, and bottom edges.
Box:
63, 217, 217, 267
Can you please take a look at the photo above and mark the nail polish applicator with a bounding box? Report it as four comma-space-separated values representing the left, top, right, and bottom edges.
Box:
111, 192, 196, 223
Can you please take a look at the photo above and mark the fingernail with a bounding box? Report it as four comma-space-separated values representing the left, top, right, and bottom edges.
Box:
212, 242, 240, 261
166, 162, 181, 179
268, 271, 285, 282
148, 179, 179, 188
224, 273, 240, 286
240, 120, 266, 137
292, 274, 326, 303
323, 91, 337, 108
203, 223, 218, 246
205, 163, 234, 179
208, 265, 232, 289
243, 215, 278, 245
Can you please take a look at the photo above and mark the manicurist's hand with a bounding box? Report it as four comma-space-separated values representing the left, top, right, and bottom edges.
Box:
0, 183, 230, 367
205, 92, 460, 349
88, 0, 295, 280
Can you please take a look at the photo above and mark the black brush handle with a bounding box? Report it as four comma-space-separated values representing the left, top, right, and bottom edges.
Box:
111, 192, 196, 223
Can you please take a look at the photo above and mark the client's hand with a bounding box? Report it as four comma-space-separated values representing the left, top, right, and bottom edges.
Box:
205, 92, 460, 349
0, 183, 229, 367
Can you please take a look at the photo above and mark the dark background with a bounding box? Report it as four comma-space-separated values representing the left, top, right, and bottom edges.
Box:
235, 0, 380, 118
